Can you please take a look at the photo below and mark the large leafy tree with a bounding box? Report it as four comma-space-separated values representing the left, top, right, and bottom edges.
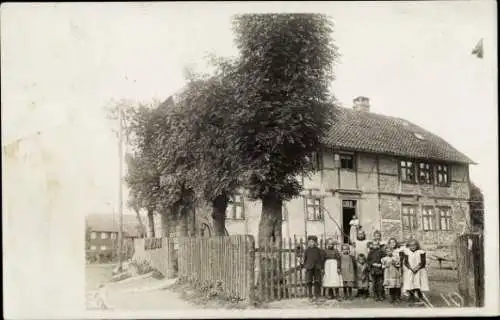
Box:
173, 60, 244, 236
153, 96, 199, 237
469, 182, 484, 231
231, 14, 338, 246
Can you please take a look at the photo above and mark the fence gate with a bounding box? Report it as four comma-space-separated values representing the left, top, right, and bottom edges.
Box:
455, 233, 484, 307
255, 237, 340, 302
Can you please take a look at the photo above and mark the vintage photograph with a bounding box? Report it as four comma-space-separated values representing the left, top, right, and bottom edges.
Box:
2, 1, 498, 318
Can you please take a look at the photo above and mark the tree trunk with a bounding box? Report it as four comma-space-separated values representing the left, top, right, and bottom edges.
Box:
177, 212, 189, 237
160, 212, 171, 237
258, 194, 284, 299
134, 208, 147, 238
258, 194, 283, 247
147, 208, 155, 238
212, 194, 228, 236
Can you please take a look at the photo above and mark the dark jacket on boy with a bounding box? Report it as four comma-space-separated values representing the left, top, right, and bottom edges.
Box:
303, 245, 326, 299
367, 246, 386, 300
303, 246, 326, 270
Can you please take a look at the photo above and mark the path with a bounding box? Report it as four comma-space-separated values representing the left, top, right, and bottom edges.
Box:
103, 276, 195, 310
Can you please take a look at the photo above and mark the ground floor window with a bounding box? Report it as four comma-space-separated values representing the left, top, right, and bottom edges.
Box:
437, 206, 452, 230
282, 205, 288, 222
306, 196, 322, 221
422, 206, 436, 231
402, 204, 417, 231
226, 194, 245, 220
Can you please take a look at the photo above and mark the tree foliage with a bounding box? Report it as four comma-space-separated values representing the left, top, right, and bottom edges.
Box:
231, 14, 338, 202
108, 14, 339, 242
470, 182, 484, 230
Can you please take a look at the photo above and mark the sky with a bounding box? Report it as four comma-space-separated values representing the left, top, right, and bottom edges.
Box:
2, 1, 497, 217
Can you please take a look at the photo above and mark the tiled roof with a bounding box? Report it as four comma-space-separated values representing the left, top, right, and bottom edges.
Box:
86, 213, 143, 237
323, 106, 475, 164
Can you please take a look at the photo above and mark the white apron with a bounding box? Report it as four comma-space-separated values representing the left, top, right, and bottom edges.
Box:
402, 249, 430, 292
323, 259, 343, 288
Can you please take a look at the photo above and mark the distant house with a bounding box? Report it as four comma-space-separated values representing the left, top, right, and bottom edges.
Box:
86, 213, 144, 253
190, 97, 475, 256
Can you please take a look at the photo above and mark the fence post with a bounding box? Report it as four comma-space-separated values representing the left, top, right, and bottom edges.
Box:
456, 233, 485, 307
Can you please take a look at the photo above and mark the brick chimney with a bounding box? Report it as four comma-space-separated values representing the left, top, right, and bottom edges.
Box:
353, 96, 370, 112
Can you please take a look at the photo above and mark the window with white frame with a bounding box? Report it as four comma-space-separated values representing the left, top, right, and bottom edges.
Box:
418, 162, 433, 184
101, 232, 108, 239
111, 233, 117, 240
90, 245, 97, 251
437, 206, 452, 230
436, 164, 450, 186
422, 206, 436, 231
91, 232, 97, 239
400, 160, 415, 183
100, 245, 107, 251
226, 194, 245, 220
402, 205, 418, 231
306, 196, 322, 221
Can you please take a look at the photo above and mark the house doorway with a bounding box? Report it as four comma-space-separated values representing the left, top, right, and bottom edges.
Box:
342, 200, 357, 244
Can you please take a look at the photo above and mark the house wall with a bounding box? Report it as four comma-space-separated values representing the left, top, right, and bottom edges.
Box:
195, 150, 471, 256
88, 231, 118, 252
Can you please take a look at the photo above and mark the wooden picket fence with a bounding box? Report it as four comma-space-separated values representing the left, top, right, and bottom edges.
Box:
456, 233, 484, 307
177, 235, 256, 302
255, 236, 343, 302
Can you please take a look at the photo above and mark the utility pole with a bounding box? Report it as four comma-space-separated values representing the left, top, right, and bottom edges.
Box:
118, 106, 124, 271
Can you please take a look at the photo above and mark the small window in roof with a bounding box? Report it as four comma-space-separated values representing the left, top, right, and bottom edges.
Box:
414, 132, 425, 140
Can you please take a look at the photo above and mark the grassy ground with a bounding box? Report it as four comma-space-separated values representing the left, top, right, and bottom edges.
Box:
168, 280, 254, 310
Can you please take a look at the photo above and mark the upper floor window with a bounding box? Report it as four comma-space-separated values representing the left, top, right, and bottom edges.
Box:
90, 245, 97, 251
101, 232, 108, 240
226, 194, 245, 220
309, 151, 322, 170
422, 206, 436, 231
90, 232, 97, 239
340, 154, 355, 170
400, 160, 415, 183
418, 163, 433, 184
100, 245, 107, 251
402, 205, 417, 232
111, 233, 117, 240
306, 196, 323, 221
437, 206, 452, 230
436, 164, 449, 186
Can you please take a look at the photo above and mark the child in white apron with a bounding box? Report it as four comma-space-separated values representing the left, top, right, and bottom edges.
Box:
322, 238, 343, 300
402, 239, 430, 302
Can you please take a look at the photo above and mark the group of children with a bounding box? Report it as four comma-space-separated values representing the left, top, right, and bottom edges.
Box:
302, 228, 430, 303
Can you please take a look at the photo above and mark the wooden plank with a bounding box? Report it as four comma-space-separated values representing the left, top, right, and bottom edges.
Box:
264, 243, 269, 302
299, 238, 307, 297
292, 236, 296, 298
287, 237, 292, 299
277, 242, 281, 300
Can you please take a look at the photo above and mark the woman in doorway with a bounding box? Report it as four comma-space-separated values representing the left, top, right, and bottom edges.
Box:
349, 215, 360, 245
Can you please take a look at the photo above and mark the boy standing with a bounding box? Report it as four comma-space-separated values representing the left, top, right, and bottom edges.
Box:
303, 235, 326, 301
367, 240, 386, 301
